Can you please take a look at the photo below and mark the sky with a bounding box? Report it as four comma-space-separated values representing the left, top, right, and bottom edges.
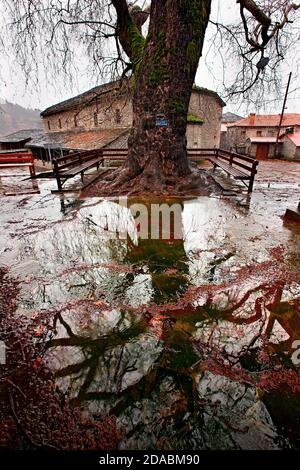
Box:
0, 0, 299, 115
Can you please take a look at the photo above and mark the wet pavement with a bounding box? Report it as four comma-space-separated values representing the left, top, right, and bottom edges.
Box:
0, 160, 299, 449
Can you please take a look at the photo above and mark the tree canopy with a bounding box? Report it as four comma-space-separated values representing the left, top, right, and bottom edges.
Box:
0, 1, 299, 108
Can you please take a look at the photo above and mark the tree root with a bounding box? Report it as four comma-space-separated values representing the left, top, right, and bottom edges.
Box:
83, 165, 220, 198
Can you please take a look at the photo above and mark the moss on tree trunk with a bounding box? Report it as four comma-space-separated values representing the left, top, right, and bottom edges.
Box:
108, 0, 212, 193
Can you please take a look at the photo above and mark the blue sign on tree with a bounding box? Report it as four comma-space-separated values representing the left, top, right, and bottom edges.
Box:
156, 114, 169, 127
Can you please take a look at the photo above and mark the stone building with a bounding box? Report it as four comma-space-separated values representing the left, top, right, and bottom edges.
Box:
220, 112, 243, 149
226, 113, 300, 159
41, 81, 132, 134
0, 81, 225, 162
0, 129, 44, 151
280, 131, 300, 160
186, 86, 225, 148
39, 80, 225, 152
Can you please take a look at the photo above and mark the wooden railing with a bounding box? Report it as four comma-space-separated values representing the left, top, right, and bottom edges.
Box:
50, 147, 259, 192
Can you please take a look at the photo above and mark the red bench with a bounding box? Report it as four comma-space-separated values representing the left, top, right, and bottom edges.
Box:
0, 152, 36, 178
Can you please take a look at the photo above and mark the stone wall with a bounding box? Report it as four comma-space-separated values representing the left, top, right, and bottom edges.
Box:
282, 138, 300, 160
188, 91, 222, 148
186, 123, 203, 148
42, 89, 223, 149
226, 125, 299, 153
43, 95, 133, 133
246, 142, 277, 159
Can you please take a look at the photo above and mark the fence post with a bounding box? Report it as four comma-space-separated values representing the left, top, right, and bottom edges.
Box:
53, 159, 62, 191
97, 149, 103, 170
29, 157, 36, 178
248, 160, 259, 193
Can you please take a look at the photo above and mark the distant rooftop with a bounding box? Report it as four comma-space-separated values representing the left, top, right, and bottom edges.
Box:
246, 136, 280, 144
284, 132, 300, 147
229, 113, 300, 128
222, 112, 243, 123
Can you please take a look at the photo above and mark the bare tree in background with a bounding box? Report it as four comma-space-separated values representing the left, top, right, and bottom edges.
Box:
0, 0, 299, 194
208, 1, 300, 108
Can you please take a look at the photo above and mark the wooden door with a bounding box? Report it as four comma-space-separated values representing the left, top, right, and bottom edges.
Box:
256, 144, 269, 160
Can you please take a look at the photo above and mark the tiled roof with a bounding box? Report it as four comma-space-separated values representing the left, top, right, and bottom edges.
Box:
246, 136, 280, 144
0, 129, 43, 143
41, 80, 127, 117
286, 133, 300, 147
65, 128, 129, 150
41, 81, 226, 118
26, 128, 130, 151
192, 85, 226, 107
229, 114, 300, 128
103, 129, 130, 149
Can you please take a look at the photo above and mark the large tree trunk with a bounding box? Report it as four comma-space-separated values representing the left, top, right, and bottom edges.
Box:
110, 0, 212, 192
126, 0, 211, 185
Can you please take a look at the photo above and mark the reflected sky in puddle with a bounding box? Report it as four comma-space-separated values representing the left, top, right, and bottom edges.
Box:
1, 193, 300, 449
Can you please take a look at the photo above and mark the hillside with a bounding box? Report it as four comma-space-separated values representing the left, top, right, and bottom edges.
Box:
0, 100, 42, 137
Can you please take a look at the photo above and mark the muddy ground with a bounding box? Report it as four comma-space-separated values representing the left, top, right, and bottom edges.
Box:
0, 160, 299, 450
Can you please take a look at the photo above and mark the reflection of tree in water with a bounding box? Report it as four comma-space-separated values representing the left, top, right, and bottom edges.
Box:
124, 238, 190, 304
44, 262, 300, 449
45, 304, 205, 449
25, 198, 300, 449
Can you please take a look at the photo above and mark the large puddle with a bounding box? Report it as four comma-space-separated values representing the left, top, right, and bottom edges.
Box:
1, 186, 300, 449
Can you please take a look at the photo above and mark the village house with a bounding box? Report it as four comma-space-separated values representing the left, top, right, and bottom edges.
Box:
0, 81, 225, 162
33, 81, 224, 159
280, 131, 300, 160
226, 113, 300, 160
220, 112, 244, 149
0, 129, 44, 152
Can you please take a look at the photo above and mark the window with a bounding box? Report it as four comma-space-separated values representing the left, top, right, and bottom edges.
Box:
241, 130, 246, 138
94, 112, 98, 127
115, 109, 122, 124
58, 118, 62, 129
74, 114, 78, 128
286, 127, 294, 134
47, 120, 51, 131
267, 130, 274, 137
256, 130, 262, 136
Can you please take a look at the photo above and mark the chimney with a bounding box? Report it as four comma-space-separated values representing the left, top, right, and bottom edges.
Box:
249, 113, 256, 126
